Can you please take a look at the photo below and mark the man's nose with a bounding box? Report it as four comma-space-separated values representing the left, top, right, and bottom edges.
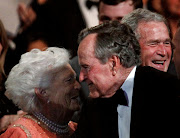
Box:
79, 69, 87, 82
157, 43, 167, 56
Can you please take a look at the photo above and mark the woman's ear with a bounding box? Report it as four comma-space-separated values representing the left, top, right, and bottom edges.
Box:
109, 55, 120, 76
34, 88, 48, 101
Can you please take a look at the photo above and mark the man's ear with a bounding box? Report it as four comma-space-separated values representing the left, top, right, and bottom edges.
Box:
109, 55, 120, 76
34, 88, 48, 101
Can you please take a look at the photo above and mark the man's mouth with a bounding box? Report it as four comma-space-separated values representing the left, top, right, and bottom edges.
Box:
152, 60, 165, 65
151, 60, 168, 71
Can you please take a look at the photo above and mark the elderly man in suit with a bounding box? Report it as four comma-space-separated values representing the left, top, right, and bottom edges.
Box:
71, 21, 179, 138
70, 0, 143, 106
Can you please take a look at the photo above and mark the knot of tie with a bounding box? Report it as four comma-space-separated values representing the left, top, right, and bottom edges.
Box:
113, 88, 128, 106
96, 88, 128, 107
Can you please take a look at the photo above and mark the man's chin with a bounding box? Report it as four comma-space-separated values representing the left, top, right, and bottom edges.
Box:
147, 62, 168, 72
152, 64, 167, 72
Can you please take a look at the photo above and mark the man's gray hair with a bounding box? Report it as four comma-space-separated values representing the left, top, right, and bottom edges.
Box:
5, 47, 70, 113
78, 20, 141, 68
121, 8, 171, 40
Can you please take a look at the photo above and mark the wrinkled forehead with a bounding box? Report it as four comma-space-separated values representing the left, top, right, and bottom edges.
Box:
78, 34, 97, 57
137, 21, 170, 39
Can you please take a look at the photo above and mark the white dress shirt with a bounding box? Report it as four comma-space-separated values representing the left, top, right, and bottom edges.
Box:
117, 66, 136, 138
76, 0, 99, 28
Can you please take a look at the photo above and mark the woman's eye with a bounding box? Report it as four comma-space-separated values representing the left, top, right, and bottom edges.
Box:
65, 75, 76, 83
66, 78, 72, 82
65, 77, 73, 82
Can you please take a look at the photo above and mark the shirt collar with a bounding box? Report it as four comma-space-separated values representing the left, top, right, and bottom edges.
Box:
121, 66, 136, 106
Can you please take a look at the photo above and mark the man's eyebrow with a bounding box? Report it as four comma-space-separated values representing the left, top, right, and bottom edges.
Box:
147, 38, 171, 43
165, 38, 171, 42
147, 39, 160, 43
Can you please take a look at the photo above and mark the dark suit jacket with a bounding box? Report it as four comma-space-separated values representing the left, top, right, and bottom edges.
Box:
71, 66, 180, 138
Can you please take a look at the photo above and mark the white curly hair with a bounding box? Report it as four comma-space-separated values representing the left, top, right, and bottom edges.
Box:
5, 47, 70, 113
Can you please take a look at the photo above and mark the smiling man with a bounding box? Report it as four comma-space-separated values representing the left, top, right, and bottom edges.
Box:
71, 20, 179, 138
122, 8, 172, 72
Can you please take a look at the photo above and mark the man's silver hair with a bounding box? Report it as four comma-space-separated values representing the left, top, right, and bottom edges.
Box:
78, 21, 141, 68
5, 47, 70, 113
121, 8, 171, 40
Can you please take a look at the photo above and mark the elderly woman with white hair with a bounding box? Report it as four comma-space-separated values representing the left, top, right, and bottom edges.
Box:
0, 47, 80, 137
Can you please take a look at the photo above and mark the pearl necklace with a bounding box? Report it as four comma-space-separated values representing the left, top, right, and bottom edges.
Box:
33, 112, 69, 135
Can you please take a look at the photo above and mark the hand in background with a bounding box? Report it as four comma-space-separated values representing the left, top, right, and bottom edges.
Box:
17, 3, 37, 31
0, 110, 27, 133
68, 121, 78, 136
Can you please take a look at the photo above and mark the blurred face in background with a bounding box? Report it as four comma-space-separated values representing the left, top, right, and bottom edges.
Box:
98, 0, 134, 23
137, 21, 172, 72
27, 40, 48, 52
165, 0, 180, 17
172, 27, 180, 78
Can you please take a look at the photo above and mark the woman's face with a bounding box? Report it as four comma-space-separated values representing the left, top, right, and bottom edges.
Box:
47, 64, 81, 112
